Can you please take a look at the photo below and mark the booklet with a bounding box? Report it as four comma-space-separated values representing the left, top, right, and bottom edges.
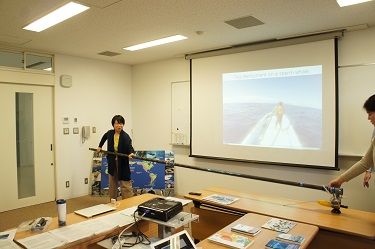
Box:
261, 218, 297, 233
275, 233, 304, 245
231, 224, 261, 236
202, 194, 239, 205
265, 239, 300, 249
208, 231, 254, 249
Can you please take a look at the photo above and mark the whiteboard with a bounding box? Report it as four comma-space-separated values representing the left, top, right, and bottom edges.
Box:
171, 81, 190, 145
338, 65, 375, 156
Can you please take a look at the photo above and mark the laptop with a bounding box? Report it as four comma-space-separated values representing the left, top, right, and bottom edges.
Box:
74, 204, 116, 218
150, 230, 197, 249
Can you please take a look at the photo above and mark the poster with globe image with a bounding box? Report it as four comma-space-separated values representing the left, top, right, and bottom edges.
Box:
130, 150, 174, 191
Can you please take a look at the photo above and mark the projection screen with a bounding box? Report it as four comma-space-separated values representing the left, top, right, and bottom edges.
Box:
190, 38, 338, 169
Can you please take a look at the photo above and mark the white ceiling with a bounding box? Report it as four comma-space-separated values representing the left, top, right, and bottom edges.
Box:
1, 0, 375, 65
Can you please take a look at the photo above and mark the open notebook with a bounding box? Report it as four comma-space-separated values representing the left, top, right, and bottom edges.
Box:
74, 204, 116, 218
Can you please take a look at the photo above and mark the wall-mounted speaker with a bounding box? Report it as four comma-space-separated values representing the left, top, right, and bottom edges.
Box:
60, 75, 72, 88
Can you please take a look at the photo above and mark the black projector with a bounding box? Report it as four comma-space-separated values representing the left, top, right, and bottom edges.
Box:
137, 197, 183, 222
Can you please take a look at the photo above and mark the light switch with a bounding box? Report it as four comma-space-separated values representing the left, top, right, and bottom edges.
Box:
63, 117, 69, 124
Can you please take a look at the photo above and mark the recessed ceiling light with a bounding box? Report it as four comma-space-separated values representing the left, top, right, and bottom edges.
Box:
337, 0, 373, 7
123, 35, 187, 51
23, 2, 89, 32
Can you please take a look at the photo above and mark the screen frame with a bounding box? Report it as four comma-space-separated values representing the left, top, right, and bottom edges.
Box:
189, 38, 339, 170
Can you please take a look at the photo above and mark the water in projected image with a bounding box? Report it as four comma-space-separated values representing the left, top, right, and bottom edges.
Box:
223, 66, 322, 150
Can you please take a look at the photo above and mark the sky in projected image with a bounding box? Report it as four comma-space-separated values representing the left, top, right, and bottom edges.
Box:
223, 65, 322, 150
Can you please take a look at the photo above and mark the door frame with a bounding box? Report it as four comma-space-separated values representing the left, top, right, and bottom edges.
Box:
0, 69, 56, 212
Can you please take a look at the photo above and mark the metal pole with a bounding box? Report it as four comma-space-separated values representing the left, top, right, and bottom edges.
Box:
89, 148, 326, 191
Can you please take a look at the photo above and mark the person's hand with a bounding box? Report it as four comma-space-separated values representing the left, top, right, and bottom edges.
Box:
363, 171, 371, 188
97, 147, 102, 153
328, 176, 344, 188
128, 153, 134, 159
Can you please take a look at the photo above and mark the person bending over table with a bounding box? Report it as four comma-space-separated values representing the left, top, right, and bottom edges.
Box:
329, 94, 375, 188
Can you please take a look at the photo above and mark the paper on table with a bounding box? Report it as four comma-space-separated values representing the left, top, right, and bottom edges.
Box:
101, 212, 135, 227
17, 232, 67, 249
0, 229, 17, 241
75, 217, 118, 235
0, 240, 22, 249
165, 196, 192, 206
118, 206, 138, 216
49, 224, 94, 243
0, 229, 20, 249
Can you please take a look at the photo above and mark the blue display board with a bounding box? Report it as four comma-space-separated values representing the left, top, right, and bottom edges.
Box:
100, 157, 109, 190
91, 150, 174, 196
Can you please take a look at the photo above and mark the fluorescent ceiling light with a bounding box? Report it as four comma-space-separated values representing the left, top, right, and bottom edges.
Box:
337, 0, 373, 7
23, 2, 89, 32
123, 35, 187, 51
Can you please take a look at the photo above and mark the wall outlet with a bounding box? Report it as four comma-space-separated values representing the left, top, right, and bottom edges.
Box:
85, 178, 88, 184
66, 181, 69, 188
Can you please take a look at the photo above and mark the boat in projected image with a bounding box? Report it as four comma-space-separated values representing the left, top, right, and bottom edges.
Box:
242, 112, 301, 148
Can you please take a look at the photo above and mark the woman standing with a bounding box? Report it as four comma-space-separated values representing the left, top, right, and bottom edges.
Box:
97, 115, 135, 200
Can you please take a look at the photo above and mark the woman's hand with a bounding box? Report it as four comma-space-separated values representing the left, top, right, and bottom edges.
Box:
363, 171, 371, 188
328, 176, 344, 188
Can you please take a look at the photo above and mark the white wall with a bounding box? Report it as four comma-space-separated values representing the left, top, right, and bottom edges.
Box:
338, 26, 375, 156
131, 58, 190, 150
54, 54, 132, 199
131, 27, 375, 213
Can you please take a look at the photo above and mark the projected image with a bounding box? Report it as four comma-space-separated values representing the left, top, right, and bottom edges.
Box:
223, 65, 322, 150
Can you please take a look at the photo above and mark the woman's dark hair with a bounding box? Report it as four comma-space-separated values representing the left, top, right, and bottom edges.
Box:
111, 115, 125, 126
363, 94, 375, 112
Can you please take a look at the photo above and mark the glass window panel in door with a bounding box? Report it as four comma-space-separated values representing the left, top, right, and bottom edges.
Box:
16, 92, 36, 198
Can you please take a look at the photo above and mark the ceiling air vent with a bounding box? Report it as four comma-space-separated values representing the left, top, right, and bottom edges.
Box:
98, 51, 121, 57
225, 15, 264, 29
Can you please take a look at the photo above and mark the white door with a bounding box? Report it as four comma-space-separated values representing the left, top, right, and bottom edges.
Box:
0, 82, 55, 212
